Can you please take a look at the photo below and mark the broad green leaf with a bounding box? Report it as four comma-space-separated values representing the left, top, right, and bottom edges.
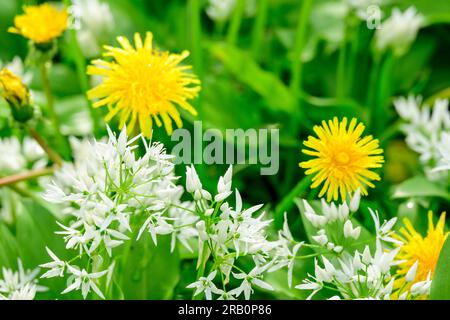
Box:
430, 237, 450, 299
391, 176, 450, 201
122, 234, 180, 300
209, 43, 296, 113
265, 259, 313, 300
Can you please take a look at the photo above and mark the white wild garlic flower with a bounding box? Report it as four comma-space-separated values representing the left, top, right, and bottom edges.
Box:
394, 95, 450, 181
375, 6, 423, 56
0, 259, 46, 300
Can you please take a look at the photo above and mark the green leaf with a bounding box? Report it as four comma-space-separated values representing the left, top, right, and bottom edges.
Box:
209, 42, 296, 113
391, 176, 450, 201
265, 260, 313, 299
430, 236, 450, 299
122, 234, 180, 299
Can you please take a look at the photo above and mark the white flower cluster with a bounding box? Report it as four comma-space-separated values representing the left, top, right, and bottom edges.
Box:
0, 259, 45, 300
294, 192, 406, 299
206, 0, 256, 23
41, 127, 193, 299
375, 6, 423, 56
71, 0, 114, 58
394, 95, 450, 180
185, 165, 276, 300
301, 190, 365, 253
0, 136, 46, 174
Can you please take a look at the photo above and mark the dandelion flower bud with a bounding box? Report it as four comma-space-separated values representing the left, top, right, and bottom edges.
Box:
0, 68, 34, 123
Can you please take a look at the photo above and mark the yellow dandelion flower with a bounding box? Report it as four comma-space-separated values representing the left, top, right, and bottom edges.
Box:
394, 211, 448, 297
87, 32, 201, 138
9, 3, 68, 44
299, 117, 384, 202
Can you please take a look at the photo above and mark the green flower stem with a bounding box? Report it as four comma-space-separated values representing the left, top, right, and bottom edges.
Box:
193, 241, 208, 300
251, 0, 269, 61
370, 52, 394, 136
289, 0, 313, 98
283, 0, 313, 198
366, 55, 380, 105
0, 166, 55, 187
188, 0, 206, 181
63, 0, 101, 136
347, 20, 360, 99
274, 175, 312, 228
40, 62, 70, 158
226, 0, 246, 46
336, 20, 348, 98
28, 126, 63, 166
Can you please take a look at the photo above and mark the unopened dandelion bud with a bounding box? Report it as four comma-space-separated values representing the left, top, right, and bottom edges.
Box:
0, 68, 34, 123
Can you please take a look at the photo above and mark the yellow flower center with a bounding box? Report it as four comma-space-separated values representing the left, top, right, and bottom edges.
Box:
336, 151, 350, 165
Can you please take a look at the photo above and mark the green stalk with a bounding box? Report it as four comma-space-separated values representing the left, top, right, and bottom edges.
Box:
336, 17, 349, 98
251, 0, 269, 61
370, 52, 394, 136
226, 0, 246, 46
283, 0, 313, 196
189, 0, 204, 111
347, 21, 360, 99
188, 0, 207, 182
289, 0, 313, 98
63, 0, 101, 136
275, 175, 312, 228
29, 126, 63, 166
40, 63, 70, 157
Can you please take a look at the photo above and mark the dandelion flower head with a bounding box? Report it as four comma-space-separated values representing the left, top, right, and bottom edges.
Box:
300, 117, 384, 202
394, 211, 448, 295
8, 3, 68, 43
87, 32, 201, 138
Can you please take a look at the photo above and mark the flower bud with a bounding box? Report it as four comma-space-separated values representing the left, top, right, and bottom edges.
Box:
0, 68, 34, 123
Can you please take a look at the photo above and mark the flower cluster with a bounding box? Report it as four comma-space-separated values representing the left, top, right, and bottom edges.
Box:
41, 127, 192, 299
71, 0, 114, 58
375, 6, 423, 56
0, 259, 45, 300
294, 194, 406, 299
0, 136, 46, 175
185, 165, 277, 300
394, 96, 450, 180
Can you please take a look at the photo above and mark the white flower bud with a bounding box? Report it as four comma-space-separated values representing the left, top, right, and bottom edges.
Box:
350, 188, 361, 212
362, 246, 372, 264
312, 233, 328, 246
405, 260, 419, 283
